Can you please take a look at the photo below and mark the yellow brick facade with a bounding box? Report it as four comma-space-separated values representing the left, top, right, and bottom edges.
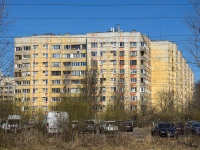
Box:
14, 31, 193, 113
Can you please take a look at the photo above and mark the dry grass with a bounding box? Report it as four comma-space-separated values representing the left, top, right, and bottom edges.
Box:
0, 129, 199, 150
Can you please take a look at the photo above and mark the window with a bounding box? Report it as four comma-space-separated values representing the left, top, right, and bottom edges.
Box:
130, 69, 137, 74
16, 47, 22, 51
43, 44, 48, 49
52, 88, 60, 93
43, 88, 48, 93
120, 42, 124, 47
33, 88, 38, 93
43, 62, 48, 67
120, 69, 124, 74
140, 87, 145, 92
22, 89, 30, 93
100, 96, 106, 101
33, 71, 38, 76
16, 81, 21, 85
43, 71, 48, 76
131, 87, 137, 92
130, 51, 137, 56
52, 62, 61, 67
42, 97, 48, 102
51, 71, 61, 76
130, 42, 137, 47
22, 80, 30, 85
33, 62, 38, 67
52, 80, 60, 84
52, 53, 60, 58
100, 60, 105, 65
71, 80, 79, 84
23, 55, 30, 59
33, 45, 38, 50
33, 54, 38, 58
63, 79, 70, 84
110, 60, 116, 65
111, 51, 117, 56
140, 42, 145, 47
130, 105, 137, 110
23, 46, 31, 51
91, 42, 98, 48
130, 60, 137, 65
100, 51, 105, 56
120, 78, 124, 83
111, 42, 116, 47
32, 97, 37, 102
141, 69, 146, 74
51, 97, 61, 102
71, 71, 85, 76
23, 106, 29, 111
23, 63, 30, 68
113, 69, 117, 74
15, 89, 21, 93
33, 80, 38, 84
43, 80, 48, 84
91, 52, 97, 56
71, 62, 86, 66
120, 51, 124, 56
64, 45, 71, 50
52, 45, 61, 50
111, 87, 117, 92
120, 60, 124, 65
63, 54, 70, 58
130, 78, 137, 83
130, 96, 137, 101
43, 53, 48, 58
22, 71, 30, 76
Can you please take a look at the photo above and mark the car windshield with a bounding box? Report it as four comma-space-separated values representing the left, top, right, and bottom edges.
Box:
107, 122, 116, 126
84, 121, 95, 124
193, 123, 200, 127
158, 124, 171, 128
8, 119, 20, 125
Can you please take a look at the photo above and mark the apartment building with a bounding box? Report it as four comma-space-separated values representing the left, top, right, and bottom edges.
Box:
14, 28, 151, 112
151, 41, 194, 110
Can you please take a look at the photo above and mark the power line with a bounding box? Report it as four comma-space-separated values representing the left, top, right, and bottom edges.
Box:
5, 3, 192, 6
7, 16, 196, 20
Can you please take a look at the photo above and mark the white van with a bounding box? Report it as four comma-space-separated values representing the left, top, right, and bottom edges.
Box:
3, 115, 22, 133
43, 111, 69, 134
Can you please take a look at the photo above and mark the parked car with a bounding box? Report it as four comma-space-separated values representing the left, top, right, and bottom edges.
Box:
22, 121, 35, 130
71, 120, 79, 130
3, 115, 22, 133
174, 122, 184, 135
43, 111, 69, 135
81, 120, 97, 133
119, 121, 133, 132
99, 121, 119, 134
151, 122, 175, 137
185, 121, 200, 135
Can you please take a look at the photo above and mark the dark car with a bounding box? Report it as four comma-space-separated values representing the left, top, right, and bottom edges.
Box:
81, 120, 97, 134
119, 121, 133, 132
151, 122, 175, 137
174, 122, 184, 135
185, 121, 200, 135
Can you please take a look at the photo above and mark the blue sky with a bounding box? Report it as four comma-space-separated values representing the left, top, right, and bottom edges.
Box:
6, 0, 200, 81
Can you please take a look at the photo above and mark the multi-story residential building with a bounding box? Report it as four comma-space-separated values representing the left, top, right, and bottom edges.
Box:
151, 41, 194, 110
14, 28, 151, 112
0, 74, 16, 118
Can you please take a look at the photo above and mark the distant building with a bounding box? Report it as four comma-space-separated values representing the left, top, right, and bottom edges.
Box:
151, 41, 194, 110
14, 27, 194, 113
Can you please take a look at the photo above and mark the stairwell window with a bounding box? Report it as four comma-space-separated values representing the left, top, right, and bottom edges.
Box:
120, 42, 124, 47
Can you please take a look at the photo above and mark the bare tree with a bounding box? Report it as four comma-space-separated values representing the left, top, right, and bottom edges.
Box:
185, 0, 200, 67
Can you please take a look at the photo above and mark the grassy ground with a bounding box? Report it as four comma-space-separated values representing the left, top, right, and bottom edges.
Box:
0, 128, 199, 150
